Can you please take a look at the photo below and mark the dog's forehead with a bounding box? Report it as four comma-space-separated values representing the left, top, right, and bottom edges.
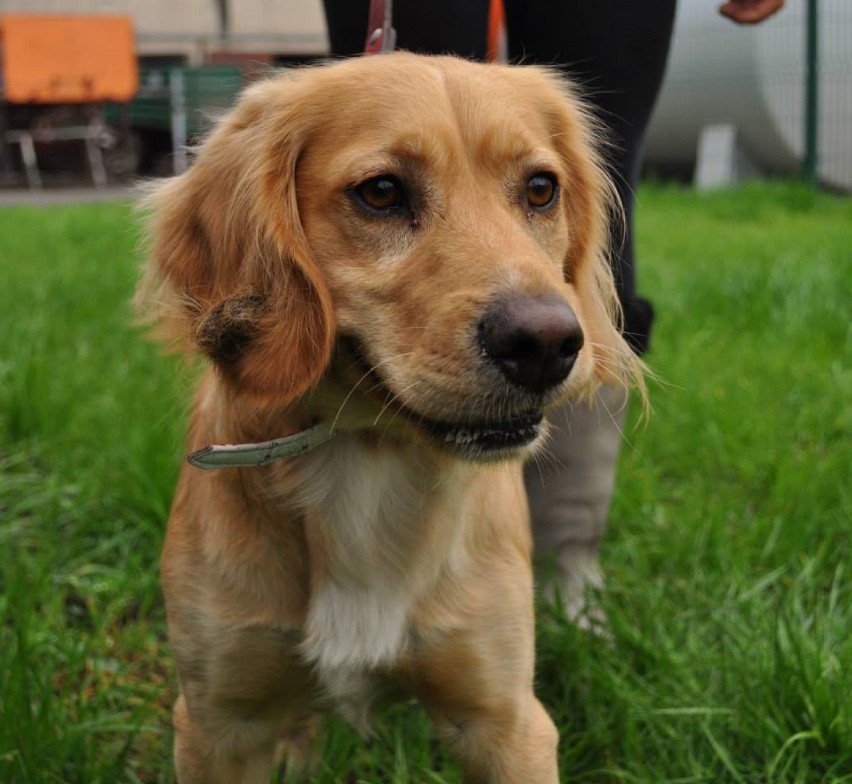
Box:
301, 55, 564, 173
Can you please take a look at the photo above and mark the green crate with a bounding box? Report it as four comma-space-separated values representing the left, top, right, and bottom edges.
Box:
106, 65, 244, 138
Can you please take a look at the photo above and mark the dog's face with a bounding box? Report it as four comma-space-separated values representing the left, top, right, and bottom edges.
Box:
139, 54, 638, 460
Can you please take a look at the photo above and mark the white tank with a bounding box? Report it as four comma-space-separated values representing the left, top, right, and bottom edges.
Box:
644, 0, 852, 191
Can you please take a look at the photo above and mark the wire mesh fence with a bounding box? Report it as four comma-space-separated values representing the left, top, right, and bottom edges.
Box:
643, 0, 851, 192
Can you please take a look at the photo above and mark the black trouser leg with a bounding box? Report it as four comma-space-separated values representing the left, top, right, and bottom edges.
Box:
322, 0, 489, 59
503, 0, 677, 351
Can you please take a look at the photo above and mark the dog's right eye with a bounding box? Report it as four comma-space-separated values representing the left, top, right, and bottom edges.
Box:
353, 175, 406, 214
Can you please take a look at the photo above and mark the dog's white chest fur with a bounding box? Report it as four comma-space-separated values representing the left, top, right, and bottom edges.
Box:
295, 435, 468, 717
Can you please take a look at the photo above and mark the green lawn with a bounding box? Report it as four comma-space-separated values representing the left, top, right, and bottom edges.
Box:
1, 183, 850, 783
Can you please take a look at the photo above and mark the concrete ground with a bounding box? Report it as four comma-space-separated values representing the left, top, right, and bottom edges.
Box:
0, 186, 137, 207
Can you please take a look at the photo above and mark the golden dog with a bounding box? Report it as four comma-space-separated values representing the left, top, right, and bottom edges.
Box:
138, 52, 640, 783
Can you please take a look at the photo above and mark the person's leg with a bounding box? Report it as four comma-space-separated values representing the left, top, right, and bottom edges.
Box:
504, 0, 676, 330
508, 0, 677, 618
321, 0, 370, 56
524, 385, 628, 624
322, 0, 489, 59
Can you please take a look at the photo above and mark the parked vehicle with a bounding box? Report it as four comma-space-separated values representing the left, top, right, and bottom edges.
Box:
0, 14, 139, 187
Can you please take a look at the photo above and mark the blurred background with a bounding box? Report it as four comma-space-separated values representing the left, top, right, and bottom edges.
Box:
0, 0, 849, 192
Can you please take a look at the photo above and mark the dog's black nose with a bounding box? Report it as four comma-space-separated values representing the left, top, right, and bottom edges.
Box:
478, 294, 584, 394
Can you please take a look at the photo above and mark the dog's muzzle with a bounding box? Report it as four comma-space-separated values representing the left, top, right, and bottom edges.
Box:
338, 299, 576, 461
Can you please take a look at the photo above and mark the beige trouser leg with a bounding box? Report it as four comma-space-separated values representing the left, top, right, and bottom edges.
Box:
524, 383, 628, 624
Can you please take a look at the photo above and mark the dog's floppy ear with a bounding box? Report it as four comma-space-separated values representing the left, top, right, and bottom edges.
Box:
534, 71, 643, 392
136, 74, 335, 404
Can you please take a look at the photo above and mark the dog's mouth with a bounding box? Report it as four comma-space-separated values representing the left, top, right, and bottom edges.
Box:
416, 410, 544, 457
337, 336, 545, 459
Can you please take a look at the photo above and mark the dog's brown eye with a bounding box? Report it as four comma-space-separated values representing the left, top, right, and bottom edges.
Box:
354, 175, 406, 213
526, 173, 558, 210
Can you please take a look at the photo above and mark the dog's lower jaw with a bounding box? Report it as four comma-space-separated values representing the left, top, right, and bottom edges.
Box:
437, 417, 550, 463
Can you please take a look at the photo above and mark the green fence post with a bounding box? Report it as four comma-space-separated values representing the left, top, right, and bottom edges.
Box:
804, 0, 820, 186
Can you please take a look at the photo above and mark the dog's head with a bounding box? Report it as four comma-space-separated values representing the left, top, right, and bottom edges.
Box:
138, 53, 641, 461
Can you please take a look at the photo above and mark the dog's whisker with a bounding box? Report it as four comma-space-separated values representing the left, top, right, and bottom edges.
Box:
330, 350, 423, 433
596, 390, 633, 448
525, 440, 563, 481
372, 381, 420, 426
329, 367, 377, 433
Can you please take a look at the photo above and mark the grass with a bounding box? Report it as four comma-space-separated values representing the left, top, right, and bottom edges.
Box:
0, 182, 850, 782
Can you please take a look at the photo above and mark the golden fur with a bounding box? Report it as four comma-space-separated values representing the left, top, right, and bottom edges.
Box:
137, 53, 641, 783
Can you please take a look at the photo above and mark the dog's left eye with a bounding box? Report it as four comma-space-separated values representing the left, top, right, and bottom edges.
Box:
353, 175, 407, 213
526, 173, 558, 210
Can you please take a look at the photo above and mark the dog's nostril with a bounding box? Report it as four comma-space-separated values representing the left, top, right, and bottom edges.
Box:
514, 334, 540, 358
479, 294, 584, 394
558, 332, 584, 359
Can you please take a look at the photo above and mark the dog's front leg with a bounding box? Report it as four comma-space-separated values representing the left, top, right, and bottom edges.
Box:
438, 692, 560, 784
405, 568, 560, 782
172, 692, 279, 784
167, 621, 317, 784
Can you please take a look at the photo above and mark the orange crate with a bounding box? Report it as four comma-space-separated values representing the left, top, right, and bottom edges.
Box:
0, 14, 137, 104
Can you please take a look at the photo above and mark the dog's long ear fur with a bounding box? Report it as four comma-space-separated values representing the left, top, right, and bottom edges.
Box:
136, 74, 335, 404
533, 70, 644, 395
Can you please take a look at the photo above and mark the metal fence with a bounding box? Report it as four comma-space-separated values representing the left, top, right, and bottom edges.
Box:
110, 65, 245, 175
643, 0, 851, 192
